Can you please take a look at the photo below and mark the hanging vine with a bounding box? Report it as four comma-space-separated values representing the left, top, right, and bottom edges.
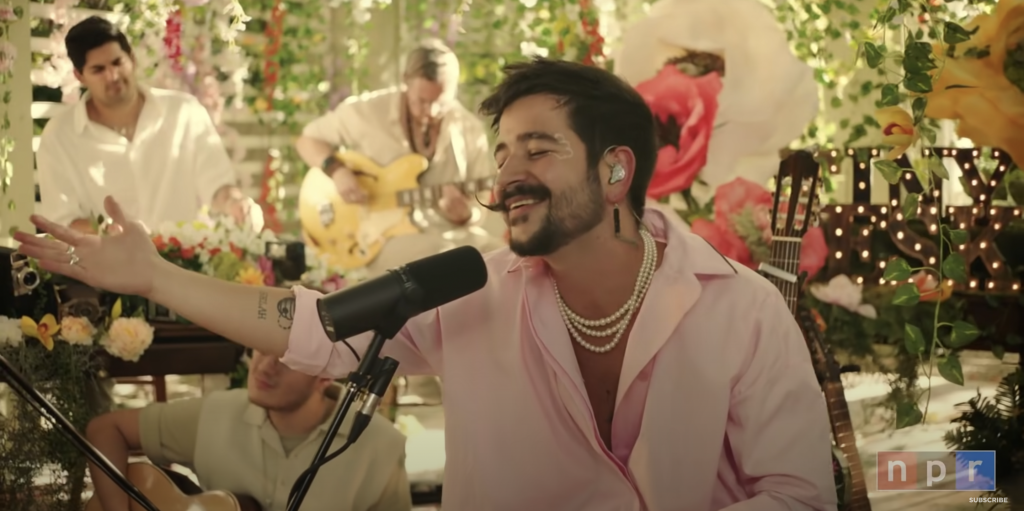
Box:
0, 1, 21, 221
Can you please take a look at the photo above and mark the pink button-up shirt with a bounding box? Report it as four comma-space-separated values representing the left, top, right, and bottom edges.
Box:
283, 206, 839, 511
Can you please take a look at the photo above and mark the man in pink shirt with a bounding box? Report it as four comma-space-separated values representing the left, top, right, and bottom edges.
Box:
18, 59, 838, 510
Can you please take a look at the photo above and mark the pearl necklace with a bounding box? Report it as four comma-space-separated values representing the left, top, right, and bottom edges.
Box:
553, 227, 657, 353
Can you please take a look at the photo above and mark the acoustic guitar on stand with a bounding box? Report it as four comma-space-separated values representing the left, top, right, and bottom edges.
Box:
760, 151, 871, 511
298, 151, 495, 271
84, 462, 261, 511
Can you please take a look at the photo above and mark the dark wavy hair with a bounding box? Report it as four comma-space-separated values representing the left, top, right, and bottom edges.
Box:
65, 16, 133, 72
478, 58, 658, 219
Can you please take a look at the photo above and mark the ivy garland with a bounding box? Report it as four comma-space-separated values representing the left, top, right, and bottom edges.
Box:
0, 2, 22, 224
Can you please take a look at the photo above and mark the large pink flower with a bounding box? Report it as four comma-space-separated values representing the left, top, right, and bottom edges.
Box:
635, 65, 722, 199
713, 177, 773, 222
799, 226, 827, 280
691, 218, 753, 268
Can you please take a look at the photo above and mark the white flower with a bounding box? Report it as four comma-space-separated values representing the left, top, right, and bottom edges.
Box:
520, 41, 549, 58
613, 0, 819, 201
810, 275, 878, 319
102, 317, 155, 363
0, 316, 24, 348
60, 316, 96, 346
519, 0, 538, 8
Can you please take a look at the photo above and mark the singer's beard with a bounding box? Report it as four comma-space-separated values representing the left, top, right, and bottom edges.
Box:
508, 169, 605, 257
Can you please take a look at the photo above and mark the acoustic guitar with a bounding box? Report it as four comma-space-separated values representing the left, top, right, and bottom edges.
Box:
760, 151, 871, 511
84, 462, 261, 511
298, 151, 496, 271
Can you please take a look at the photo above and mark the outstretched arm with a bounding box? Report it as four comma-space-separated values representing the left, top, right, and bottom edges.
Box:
149, 260, 293, 357
15, 197, 292, 357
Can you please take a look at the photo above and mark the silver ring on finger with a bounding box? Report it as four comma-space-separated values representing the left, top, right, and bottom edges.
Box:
69, 254, 80, 266
66, 244, 75, 255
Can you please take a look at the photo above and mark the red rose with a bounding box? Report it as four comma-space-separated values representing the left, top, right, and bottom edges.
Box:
712, 178, 773, 222
799, 226, 827, 280
635, 65, 722, 199
690, 218, 753, 268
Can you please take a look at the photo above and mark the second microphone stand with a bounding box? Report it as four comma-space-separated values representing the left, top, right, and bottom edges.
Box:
285, 319, 403, 511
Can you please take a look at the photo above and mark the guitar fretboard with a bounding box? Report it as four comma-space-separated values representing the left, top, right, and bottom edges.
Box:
763, 236, 803, 314
396, 177, 497, 208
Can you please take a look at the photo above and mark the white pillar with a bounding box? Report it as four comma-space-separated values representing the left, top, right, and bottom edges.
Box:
0, 0, 34, 246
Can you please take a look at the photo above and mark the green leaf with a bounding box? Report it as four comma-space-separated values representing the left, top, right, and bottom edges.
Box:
928, 156, 949, 179
874, 159, 904, 185
943, 22, 979, 45
880, 83, 901, 106
912, 96, 928, 124
938, 355, 965, 386
903, 42, 938, 74
949, 321, 980, 348
904, 72, 934, 93
883, 257, 914, 281
865, 42, 886, 68
942, 252, 969, 284
892, 283, 921, 306
831, 96, 843, 108
895, 401, 923, 429
964, 45, 991, 59
992, 344, 1006, 361
948, 229, 969, 245
1007, 333, 1022, 346
904, 323, 926, 355
902, 192, 920, 219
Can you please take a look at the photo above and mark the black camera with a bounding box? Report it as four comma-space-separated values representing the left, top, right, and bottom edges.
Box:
265, 240, 306, 283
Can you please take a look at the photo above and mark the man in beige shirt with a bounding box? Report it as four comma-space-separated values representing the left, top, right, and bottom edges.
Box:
296, 38, 504, 275
85, 350, 411, 511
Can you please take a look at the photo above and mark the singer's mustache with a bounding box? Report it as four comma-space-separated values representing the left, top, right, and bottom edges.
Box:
479, 184, 552, 213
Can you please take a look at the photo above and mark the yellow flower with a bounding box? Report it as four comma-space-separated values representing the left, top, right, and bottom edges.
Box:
253, 97, 269, 112
875, 106, 918, 160
924, 0, 1024, 166
236, 265, 266, 286
20, 314, 60, 351
102, 317, 155, 363
60, 316, 96, 346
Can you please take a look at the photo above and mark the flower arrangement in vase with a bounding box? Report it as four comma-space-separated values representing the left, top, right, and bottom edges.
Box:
150, 218, 351, 292
857, 0, 1021, 428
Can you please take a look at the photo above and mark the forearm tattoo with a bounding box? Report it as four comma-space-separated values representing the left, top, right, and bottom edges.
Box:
276, 296, 296, 330
257, 291, 269, 320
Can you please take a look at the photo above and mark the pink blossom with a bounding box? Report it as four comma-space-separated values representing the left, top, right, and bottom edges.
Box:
320, 274, 348, 292
257, 256, 276, 287
0, 5, 17, 22
0, 41, 16, 74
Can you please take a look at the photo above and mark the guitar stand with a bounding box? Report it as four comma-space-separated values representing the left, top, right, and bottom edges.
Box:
0, 354, 162, 511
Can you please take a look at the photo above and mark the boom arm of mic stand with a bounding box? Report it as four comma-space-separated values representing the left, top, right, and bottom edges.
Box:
0, 354, 162, 511
286, 329, 391, 511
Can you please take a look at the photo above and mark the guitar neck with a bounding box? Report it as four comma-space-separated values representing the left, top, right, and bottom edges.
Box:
396, 176, 496, 208
824, 380, 871, 511
763, 236, 803, 315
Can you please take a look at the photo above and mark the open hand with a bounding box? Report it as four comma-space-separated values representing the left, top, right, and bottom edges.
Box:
13, 196, 162, 297
438, 185, 471, 225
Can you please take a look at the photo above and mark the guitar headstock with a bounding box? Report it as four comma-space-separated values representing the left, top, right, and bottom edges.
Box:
771, 151, 822, 239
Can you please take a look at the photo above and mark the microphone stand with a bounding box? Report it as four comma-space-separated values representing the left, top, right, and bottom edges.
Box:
285, 316, 404, 511
0, 354, 161, 511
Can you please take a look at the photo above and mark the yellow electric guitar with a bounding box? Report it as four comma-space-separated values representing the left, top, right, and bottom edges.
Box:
298, 151, 496, 271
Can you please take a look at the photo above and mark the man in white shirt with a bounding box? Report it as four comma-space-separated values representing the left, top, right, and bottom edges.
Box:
36, 16, 255, 233
295, 39, 503, 275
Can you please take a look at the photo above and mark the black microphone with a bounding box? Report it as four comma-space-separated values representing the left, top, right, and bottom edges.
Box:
348, 357, 399, 442
315, 245, 488, 342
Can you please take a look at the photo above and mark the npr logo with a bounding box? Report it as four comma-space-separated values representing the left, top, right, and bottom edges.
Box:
877, 451, 996, 491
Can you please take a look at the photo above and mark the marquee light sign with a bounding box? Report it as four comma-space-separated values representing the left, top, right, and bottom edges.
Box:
813, 147, 1020, 293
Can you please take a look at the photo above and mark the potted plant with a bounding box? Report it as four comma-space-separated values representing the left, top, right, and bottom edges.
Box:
944, 368, 1024, 508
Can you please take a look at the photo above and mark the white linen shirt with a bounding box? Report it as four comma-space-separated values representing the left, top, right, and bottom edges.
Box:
36, 87, 238, 229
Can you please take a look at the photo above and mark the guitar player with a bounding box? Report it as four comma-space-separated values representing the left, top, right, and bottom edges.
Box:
294, 38, 505, 276
84, 349, 412, 511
